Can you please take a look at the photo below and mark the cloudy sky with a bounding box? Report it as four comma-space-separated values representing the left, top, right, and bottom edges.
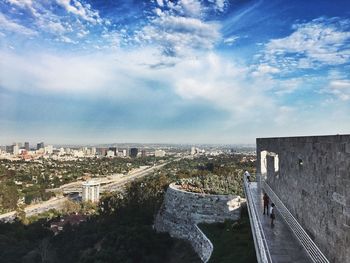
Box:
0, 0, 350, 145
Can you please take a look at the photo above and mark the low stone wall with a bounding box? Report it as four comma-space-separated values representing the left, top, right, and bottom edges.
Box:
155, 183, 243, 262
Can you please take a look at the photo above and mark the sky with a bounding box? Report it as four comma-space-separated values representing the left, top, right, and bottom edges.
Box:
0, 0, 350, 145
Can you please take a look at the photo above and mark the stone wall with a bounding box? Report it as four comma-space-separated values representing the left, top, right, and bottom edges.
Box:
256, 135, 350, 263
155, 183, 243, 262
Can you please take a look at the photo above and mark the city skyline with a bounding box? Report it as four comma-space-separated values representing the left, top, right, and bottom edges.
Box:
1, 0, 350, 144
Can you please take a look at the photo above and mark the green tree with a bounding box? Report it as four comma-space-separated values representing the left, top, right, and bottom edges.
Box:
0, 181, 19, 211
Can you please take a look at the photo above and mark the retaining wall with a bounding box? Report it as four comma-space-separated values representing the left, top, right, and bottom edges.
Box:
155, 183, 243, 262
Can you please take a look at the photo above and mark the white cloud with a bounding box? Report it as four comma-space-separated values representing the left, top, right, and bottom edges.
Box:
156, 0, 164, 7
172, 53, 276, 121
6, 0, 39, 16
263, 18, 350, 70
178, 0, 202, 17
208, 0, 227, 12
2, 45, 344, 141
252, 64, 280, 77
56, 0, 102, 24
223, 35, 239, 45
0, 13, 37, 35
0, 48, 282, 127
327, 80, 350, 101
140, 15, 220, 57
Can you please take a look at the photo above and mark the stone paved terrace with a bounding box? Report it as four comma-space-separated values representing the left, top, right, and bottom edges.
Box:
247, 181, 312, 263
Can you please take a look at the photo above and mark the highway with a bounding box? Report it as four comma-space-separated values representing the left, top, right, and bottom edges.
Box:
0, 158, 179, 222
56, 160, 175, 194
0, 196, 68, 222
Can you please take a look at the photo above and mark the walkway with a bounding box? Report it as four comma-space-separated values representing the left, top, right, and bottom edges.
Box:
247, 182, 312, 263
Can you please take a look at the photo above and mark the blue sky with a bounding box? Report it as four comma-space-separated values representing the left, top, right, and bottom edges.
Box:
0, 0, 350, 144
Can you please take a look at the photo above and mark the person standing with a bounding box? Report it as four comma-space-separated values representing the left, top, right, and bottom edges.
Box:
270, 203, 275, 227
244, 170, 251, 183
263, 193, 269, 215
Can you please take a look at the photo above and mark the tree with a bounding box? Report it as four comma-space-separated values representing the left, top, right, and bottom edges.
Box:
62, 200, 81, 214
0, 181, 19, 211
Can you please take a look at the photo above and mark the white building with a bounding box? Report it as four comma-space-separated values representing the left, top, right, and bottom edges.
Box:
191, 146, 196, 155
107, 150, 115, 157
155, 150, 166, 157
73, 150, 84, 158
82, 181, 100, 203
13, 145, 19, 155
91, 147, 96, 156
45, 145, 53, 154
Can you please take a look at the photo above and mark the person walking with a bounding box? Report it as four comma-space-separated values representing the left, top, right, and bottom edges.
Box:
263, 193, 269, 215
270, 203, 275, 227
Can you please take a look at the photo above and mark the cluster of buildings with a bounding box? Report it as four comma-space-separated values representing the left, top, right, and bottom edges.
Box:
0, 142, 168, 160
190, 146, 224, 156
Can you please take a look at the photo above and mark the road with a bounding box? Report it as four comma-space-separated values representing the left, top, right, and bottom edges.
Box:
0, 196, 68, 222
57, 160, 176, 194
1, 158, 180, 222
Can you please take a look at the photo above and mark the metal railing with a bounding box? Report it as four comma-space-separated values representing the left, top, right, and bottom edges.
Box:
262, 180, 329, 263
243, 176, 273, 263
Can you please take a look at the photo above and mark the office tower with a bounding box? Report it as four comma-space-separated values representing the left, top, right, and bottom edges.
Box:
6, 145, 13, 153
129, 148, 138, 158
24, 142, 30, 151
37, 142, 44, 150
141, 149, 147, 157
91, 147, 96, 155
97, 148, 107, 156
13, 145, 19, 155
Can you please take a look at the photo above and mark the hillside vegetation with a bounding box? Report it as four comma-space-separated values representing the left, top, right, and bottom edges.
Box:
0, 154, 255, 262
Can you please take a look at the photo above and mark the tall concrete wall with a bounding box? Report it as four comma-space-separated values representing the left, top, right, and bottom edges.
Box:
256, 135, 350, 263
155, 183, 243, 262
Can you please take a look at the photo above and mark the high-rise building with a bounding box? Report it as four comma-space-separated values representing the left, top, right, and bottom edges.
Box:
24, 142, 29, 151
91, 147, 96, 155
82, 181, 100, 203
13, 144, 19, 155
122, 149, 127, 157
37, 142, 44, 150
141, 149, 147, 157
6, 145, 13, 153
97, 148, 107, 156
129, 148, 138, 158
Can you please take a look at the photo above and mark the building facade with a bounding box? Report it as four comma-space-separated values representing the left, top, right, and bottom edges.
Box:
130, 148, 138, 158
256, 135, 350, 263
82, 181, 100, 203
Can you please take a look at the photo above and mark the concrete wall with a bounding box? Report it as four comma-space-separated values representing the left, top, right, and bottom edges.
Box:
155, 183, 243, 262
256, 135, 350, 263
